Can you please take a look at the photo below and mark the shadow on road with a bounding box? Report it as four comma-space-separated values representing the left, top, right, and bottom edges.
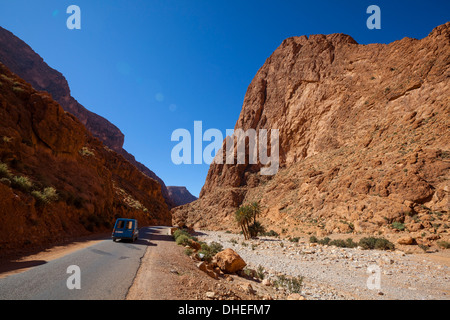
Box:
0, 260, 47, 275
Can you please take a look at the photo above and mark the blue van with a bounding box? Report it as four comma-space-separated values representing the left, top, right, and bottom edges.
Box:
112, 218, 139, 242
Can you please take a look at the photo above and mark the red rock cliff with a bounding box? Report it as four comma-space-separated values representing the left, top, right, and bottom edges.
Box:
0, 63, 171, 255
0, 26, 174, 208
173, 23, 449, 243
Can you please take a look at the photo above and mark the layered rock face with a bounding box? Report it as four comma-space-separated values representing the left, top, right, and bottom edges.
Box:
173, 23, 449, 241
167, 186, 198, 207
0, 63, 171, 253
0, 26, 174, 208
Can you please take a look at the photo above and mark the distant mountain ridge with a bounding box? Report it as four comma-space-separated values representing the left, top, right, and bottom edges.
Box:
167, 186, 198, 207
0, 26, 175, 208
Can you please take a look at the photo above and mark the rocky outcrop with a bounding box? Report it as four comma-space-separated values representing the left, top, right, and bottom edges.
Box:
167, 186, 198, 207
0, 63, 171, 254
173, 23, 450, 241
0, 26, 174, 208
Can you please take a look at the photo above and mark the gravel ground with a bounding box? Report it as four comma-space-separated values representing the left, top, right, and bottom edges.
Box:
197, 231, 450, 300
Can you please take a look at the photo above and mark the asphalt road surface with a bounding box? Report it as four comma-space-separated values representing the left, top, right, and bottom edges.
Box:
0, 227, 160, 300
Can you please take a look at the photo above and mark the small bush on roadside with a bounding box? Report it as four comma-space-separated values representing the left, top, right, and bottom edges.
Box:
173, 229, 190, 241
199, 241, 223, 262
175, 234, 191, 246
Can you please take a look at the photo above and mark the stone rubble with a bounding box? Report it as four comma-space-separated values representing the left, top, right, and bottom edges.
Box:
197, 231, 450, 300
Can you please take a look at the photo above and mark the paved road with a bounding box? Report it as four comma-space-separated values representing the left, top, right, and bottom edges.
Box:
0, 227, 160, 300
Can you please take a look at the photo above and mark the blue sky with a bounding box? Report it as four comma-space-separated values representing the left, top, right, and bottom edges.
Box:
0, 0, 449, 197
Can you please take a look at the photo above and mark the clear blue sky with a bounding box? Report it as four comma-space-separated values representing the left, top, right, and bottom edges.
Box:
0, 1, 449, 197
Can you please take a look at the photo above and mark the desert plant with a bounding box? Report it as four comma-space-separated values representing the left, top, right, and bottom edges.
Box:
32, 187, 58, 206
256, 265, 265, 280
79, 147, 95, 157
359, 237, 395, 251
391, 222, 406, 231
199, 241, 223, 262
248, 221, 266, 238
175, 234, 191, 246
11, 175, 33, 192
173, 229, 190, 241
235, 205, 253, 240
318, 237, 331, 245
0, 162, 11, 179
263, 230, 279, 238
273, 275, 304, 294
437, 241, 450, 249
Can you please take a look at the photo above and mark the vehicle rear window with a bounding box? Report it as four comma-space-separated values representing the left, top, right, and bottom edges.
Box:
116, 220, 125, 229
126, 221, 133, 230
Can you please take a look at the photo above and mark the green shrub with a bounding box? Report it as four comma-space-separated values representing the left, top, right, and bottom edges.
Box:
262, 230, 279, 237
273, 275, 304, 294
359, 237, 395, 251
11, 175, 33, 192
437, 241, 450, 249
309, 236, 318, 243
175, 234, 191, 246
318, 237, 331, 245
199, 241, 223, 262
328, 238, 359, 248
248, 221, 266, 237
79, 147, 95, 157
391, 222, 406, 231
0, 162, 11, 178
256, 265, 265, 280
32, 187, 58, 206
173, 229, 191, 242
0, 177, 11, 186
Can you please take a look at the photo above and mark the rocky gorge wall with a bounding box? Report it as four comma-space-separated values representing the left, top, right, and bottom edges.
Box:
0, 63, 171, 255
173, 23, 450, 245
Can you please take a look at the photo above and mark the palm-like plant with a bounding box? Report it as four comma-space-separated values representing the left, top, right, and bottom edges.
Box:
235, 202, 262, 239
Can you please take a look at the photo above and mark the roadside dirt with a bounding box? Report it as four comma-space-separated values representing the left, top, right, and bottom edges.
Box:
126, 227, 270, 300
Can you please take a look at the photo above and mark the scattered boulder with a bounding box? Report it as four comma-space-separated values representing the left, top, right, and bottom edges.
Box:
214, 248, 247, 274
397, 236, 415, 245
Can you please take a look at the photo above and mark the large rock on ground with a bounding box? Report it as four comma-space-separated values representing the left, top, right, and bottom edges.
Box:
214, 249, 247, 274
